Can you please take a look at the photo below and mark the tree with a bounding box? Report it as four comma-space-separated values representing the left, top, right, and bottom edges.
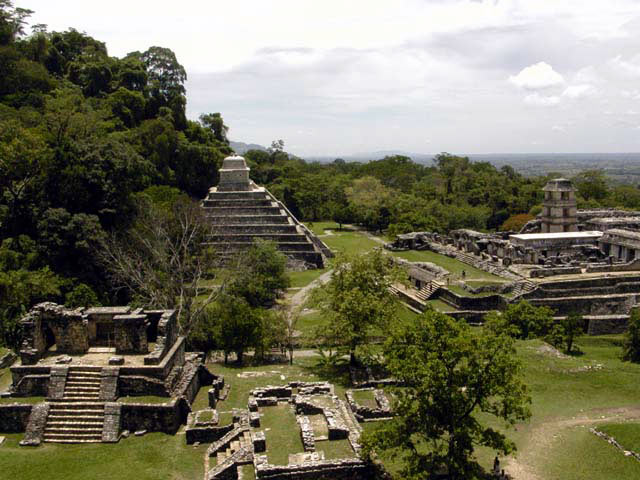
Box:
100, 195, 223, 336
561, 312, 583, 354
228, 240, 290, 308
0, 1, 33, 45
346, 176, 393, 232
622, 308, 640, 363
363, 309, 531, 479
500, 213, 535, 232
488, 300, 554, 340
211, 294, 261, 365
199, 112, 229, 143
318, 249, 401, 365
573, 170, 609, 204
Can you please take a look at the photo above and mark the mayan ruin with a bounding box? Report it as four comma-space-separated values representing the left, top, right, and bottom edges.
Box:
4, 1, 640, 479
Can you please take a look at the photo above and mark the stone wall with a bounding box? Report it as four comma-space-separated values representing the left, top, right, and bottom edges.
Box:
102, 402, 121, 442
120, 397, 189, 434
436, 289, 507, 311
186, 422, 234, 445
254, 457, 369, 480
13, 374, 49, 397
118, 375, 168, 397
20, 402, 49, 446
0, 404, 32, 432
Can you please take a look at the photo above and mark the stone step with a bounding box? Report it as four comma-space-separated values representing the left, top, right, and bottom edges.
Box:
45, 426, 103, 435
62, 392, 100, 402
204, 206, 284, 216
47, 420, 104, 427
207, 214, 291, 225
43, 433, 103, 442
66, 385, 101, 391
48, 401, 105, 408
207, 233, 309, 243
69, 365, 102, 375
203, 198, 273, 207
206, 242, 315, 252
48, 414, 105, 422
206, 191, 268, 200
212, 224, 299, 234
44, 438, 103, 444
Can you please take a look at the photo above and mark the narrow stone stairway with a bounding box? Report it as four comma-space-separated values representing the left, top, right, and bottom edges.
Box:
44, 366, 105, 443
215, 431, 252, 464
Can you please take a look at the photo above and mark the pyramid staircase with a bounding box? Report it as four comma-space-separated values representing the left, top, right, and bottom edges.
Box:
44, 366, 105, 443
203, 189, 325, 267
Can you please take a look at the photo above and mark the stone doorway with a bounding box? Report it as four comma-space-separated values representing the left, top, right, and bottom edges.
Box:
95, 322, 114, 347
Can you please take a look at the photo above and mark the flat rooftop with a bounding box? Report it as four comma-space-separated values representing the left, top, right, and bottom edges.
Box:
510, 231, 603, 241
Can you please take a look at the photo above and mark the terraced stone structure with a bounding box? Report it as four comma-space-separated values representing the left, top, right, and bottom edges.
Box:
2, 303, 220, 445
203, 155, 331, 269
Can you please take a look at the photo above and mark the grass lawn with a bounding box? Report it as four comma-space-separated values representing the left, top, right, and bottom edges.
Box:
305, 221, 341, 236
260, 403, 304, 465
391, 249, 502, 282
599, 422, 640, 451
320, 231, 379, 256
351, 389, 377, 409
425, 299, 458, 311
541, 426, 640, 479
287, 268, 328, 288
0, 396, 45, 405
0, 367, 12, 391
316, 439, 356, 459
0, 432, 206, 480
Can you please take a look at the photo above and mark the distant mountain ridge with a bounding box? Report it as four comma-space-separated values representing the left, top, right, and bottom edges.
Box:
229, 141, 268, 154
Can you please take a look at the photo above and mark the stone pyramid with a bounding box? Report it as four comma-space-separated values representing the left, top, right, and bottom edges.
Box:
202, 155, 331, 268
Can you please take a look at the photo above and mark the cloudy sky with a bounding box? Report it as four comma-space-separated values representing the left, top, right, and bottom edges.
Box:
23, 0, 640, 156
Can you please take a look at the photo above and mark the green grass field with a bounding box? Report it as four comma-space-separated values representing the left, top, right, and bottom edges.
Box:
391, 249, 503, 281
0, 432, 206, 480
287, 268, 327, 288
599, 423, 640, 451
260, 403, 304, 465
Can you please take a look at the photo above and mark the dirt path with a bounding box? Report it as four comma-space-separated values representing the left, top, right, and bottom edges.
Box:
505, 407, 640, 479
288, 269, 333, 310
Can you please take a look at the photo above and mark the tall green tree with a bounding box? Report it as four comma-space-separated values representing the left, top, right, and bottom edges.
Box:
364, 309, 531, 479
318, 249, 401, 365
228, 240, 290, 308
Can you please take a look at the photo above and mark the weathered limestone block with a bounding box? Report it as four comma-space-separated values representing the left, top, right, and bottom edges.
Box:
47, 366, 67, 399
252, 430, 266, 453
113, 314, 148, 354
297, 415, 315, 451
249, 411, 260, 428
100, 367, 119, 401
102, 402, 121, 443
19, 402, 49, 446
256, 396, 278, 407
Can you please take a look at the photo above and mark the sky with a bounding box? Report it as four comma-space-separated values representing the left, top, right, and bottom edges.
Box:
21, 0, 640, 157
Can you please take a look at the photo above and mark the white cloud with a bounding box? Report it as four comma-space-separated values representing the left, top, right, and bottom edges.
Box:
562, 84, 597, 99
509, 62, 565, 90
552, 125, 566, 132
524, 93, 561, 106
610, 54, 640, 77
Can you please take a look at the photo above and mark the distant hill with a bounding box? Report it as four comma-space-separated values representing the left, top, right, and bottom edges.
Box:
304, 151, 640, 184
229, 141, 268, 154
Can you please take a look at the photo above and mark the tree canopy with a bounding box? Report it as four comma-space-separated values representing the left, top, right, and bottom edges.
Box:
364, 309, 531, 479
